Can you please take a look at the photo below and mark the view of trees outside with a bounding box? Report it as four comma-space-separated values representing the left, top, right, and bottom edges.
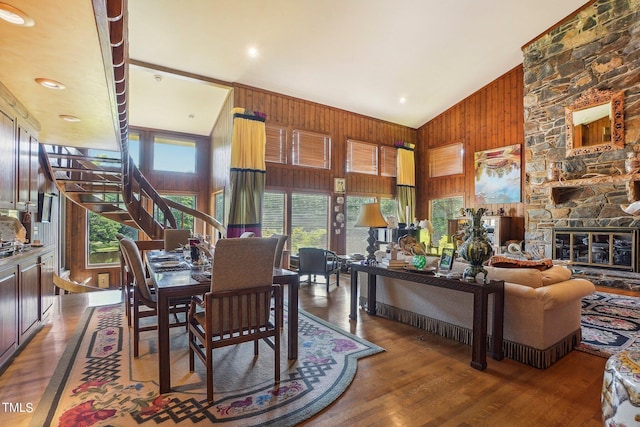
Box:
290, 193, 328, 254
345, 197, 397, 255
262, 191, 285, 237
430, 196, 464, 246
154, 194, 196, 230
87, 212, 138, 265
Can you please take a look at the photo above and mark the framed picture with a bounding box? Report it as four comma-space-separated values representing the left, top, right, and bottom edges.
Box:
438, 248, 455, 272
37, 192, 53, 223
334, 178, 346, 193
474, 144, 521, 203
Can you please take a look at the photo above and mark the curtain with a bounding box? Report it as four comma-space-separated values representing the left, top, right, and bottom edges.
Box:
227, 108, 266, 238
396, 145, 416, 225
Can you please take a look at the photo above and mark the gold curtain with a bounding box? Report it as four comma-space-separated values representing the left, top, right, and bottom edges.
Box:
396, 146, 416, 225
227, 108, 266, 238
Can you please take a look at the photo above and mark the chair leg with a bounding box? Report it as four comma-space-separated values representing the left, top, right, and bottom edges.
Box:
133, 297, 140, 358
336, 270, 340, 286
206, 340, 214, 403
254, 339, 259, 356
188, 325, 195, 372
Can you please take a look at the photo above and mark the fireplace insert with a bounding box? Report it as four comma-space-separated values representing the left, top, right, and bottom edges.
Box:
553, 227, 638, 272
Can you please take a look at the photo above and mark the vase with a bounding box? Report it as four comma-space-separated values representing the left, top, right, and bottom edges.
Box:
457, 207, 494, 283
412, 254, 427, 270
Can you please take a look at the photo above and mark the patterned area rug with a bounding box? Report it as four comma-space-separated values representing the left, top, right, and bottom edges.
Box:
578, 291, 640, 357
31, 304, 383, 426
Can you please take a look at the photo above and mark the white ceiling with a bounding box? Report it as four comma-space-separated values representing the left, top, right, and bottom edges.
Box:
0, 0, 590, 151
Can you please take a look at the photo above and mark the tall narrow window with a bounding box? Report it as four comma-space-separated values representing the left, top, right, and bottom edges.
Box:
430, 196, 464, 246
153, 135, 196, 173
214, 192, 224, 223
262, 191, 285, 236
345, 196, 375, 255
265, 124, 287, 164
346, 139, 378, 175
291, 130, 331, 169
290, 193, 329, 253
128, 132, 141, 167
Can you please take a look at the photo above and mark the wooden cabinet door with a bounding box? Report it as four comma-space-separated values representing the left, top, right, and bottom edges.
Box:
18, 258, 40, 342
0, 111, 15, 208
40, 251, 55, 317
17, 126, 32, 208
0, 266, 17, 365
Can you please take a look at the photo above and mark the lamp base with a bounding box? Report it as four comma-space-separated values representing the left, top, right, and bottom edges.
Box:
365, 227, 378, 264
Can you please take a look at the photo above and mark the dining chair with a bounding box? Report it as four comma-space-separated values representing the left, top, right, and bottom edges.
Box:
187, 237, 281, 403
271, 234, 288, 268
297, 247, 340, 292
119, 237, 190, 357
164, 228, 191, 251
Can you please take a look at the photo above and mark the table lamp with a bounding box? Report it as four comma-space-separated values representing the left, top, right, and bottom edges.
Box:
355, 202, 388, 264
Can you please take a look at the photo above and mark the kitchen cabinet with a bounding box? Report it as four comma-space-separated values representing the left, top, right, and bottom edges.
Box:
17, 126, 39, 210
0, 265, 17, 367
19, 256, 40, 343
40, 251, 55, 317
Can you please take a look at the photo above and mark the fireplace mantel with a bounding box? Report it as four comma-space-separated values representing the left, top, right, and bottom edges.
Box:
535, 173, 640, 204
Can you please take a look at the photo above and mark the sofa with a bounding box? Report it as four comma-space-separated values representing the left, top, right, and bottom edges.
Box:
358, 262, 595, 368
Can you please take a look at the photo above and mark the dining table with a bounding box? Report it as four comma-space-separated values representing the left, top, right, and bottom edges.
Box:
145, 250, 300, 394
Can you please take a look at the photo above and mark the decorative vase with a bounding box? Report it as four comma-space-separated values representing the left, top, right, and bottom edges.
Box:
457, 207, 494, 283
625, 152, 640, 174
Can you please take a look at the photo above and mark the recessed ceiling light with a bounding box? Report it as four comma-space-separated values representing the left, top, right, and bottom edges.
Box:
399, 97, 407, 104
0, 3, 34, 26
35, 78, 65, 90
59, 115, 80, 122
248, 47, 258, 58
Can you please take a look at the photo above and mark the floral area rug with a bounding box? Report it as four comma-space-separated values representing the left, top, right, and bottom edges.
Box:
578, 291, 640, 357
30, 304, 383, 426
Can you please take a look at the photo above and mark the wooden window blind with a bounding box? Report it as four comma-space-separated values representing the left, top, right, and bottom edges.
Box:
346, 139, 378, 175
380, 145, 397, 177
265, 123, 287, 164
291, 129, 331, 169
428, 142, 464, 177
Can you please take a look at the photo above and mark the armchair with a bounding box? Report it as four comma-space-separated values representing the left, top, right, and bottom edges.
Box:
187, 237, 281, 403
297, 247, 340, 292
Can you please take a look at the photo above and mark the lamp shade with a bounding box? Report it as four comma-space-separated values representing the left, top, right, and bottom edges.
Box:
355, 203, 388, 228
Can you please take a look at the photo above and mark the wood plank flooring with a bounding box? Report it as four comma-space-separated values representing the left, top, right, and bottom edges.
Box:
0, 278, 627, 426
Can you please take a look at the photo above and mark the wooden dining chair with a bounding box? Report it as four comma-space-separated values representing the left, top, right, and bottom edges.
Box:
164, 228, 191, 251
187, 237, 281, 403
271, 234, 288, 268
119, 237, 190, 357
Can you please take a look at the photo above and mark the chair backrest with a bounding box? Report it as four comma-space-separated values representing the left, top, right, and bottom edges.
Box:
119, 238, 154, 302
239, 231, 255, 238
211, 237, 277, 292
164, 229, 191, 251
271, 234, 288, 268
298, 247, 329, 275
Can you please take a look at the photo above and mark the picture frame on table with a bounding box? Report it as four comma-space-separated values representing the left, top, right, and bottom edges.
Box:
438, 248, 455, 272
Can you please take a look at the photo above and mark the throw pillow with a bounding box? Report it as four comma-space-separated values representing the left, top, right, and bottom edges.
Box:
488, 255, 553, 271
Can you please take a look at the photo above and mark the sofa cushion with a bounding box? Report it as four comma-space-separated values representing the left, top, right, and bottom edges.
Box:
488, 255, 553, 270
541, 265, 573, 286
485, 266, 544, 288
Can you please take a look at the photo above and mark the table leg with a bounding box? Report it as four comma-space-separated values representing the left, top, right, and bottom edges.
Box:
367, 273, 377, 316
349, 269, 358, 320
491, 288, 504, 361
470, 291, 488, 371
287, 277, 299, 359
157, 291, 171, 394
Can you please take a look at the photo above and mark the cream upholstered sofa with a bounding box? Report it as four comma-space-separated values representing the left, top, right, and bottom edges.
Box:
358, 262, 595, 368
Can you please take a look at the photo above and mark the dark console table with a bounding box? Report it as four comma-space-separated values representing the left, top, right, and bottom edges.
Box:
350, 263, 504, 371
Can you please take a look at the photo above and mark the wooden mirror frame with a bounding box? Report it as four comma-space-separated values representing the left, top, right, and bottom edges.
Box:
565, 88, 624, 157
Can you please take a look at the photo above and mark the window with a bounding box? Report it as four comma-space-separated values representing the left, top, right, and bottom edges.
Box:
346, 140, 378, 175
430, 196, 464, 247
154, 194, 196, 231
265, 123, 287, 164
214, 192, 224, 223
262, 191, 285, 236
290, 193, 329, 253
291, 130, 331, 169
128, 132, 140, 167
345, 196, 397, 255
380, 145, 397, 177
429, 142, 464, 177
153, 135, 196, 173
87, 212, 138, 266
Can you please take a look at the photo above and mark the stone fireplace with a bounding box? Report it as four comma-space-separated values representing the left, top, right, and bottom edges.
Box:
522, 0, 640, 276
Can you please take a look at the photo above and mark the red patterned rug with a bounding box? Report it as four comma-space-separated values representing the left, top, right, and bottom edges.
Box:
30, 304, 383, 426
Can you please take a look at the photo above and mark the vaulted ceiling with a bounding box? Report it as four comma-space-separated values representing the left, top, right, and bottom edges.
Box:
0, 0, 590, 151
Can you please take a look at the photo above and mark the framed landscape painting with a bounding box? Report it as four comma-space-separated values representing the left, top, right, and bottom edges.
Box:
474, 144, 521, 204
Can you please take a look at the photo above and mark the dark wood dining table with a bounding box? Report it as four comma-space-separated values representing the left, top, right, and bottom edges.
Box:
145, 250, 300, 394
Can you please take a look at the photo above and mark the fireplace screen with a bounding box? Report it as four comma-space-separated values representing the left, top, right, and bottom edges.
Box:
553, 227, 638, 272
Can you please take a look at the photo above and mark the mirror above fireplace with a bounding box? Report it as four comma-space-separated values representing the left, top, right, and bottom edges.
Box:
565, 88, 624, 157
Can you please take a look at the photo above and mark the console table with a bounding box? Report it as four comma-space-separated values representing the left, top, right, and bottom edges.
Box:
350, 263, 504, 371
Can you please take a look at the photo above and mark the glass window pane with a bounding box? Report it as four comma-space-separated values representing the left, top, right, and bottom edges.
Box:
155, 194, 196, 231
345, 196, 375, 255
214, 192, 224, 223
153, 135, 196, 173
128, 132, 140, 167
262, 191, 285, 236
87, 212, 138, 266
430, 196, 464, 248
290, 193, 328, 253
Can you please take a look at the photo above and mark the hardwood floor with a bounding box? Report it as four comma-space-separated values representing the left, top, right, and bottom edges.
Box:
0, 279, 626, 426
